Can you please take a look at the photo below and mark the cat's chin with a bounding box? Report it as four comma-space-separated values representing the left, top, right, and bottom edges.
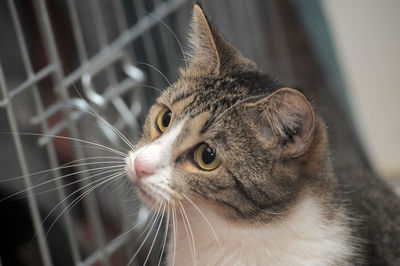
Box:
136, 187, 160, 208
135, 180, 172, 209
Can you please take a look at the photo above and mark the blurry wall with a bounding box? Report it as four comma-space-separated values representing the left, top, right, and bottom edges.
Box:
322, 0, 400, 182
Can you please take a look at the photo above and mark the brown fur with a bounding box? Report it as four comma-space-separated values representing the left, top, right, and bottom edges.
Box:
130, 5, 400, 265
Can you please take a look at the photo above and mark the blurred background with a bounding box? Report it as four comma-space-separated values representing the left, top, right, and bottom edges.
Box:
0, 0, 398, 265
322, 0, 400, 189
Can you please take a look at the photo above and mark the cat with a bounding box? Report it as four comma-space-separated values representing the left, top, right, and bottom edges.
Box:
125, 4, 400, 266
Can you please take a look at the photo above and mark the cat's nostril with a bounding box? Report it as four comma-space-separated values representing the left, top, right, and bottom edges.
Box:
134, 158, 153, 179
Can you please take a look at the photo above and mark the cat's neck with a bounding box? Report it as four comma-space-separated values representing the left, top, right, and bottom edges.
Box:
167, 196, 354, 266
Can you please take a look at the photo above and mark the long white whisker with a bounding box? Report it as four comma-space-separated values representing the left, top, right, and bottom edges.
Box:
71, 144, 128, 156
41, 169, 124, 225
125, 201, 162, 243
147, 13, 188, 69
51, 102, 136, 153
46, 100, 132, 153
98, 168, 130, 195
78, 126, 129, 154
213, 94, 270, 127
41, 171, 125, 238
70, 84, 136, 151
172, 203, 177, 266
158, 201, 170, 266
179, 201, 197, 266
136, 62, 171, 87
178, 203, 195, 266
140, 84, 165, 95
143, 203, 166, 266
127, 201, 164, 265
108, 176, 130, 195
108, 204, 156, 246
179, 193, 224, 252
32, 167, 125, 200
1, 164, 125, 202
4, 132, 127, 157
0, 156, 124, 183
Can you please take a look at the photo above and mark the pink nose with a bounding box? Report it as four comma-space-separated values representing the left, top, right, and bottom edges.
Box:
134, 158, 153, 179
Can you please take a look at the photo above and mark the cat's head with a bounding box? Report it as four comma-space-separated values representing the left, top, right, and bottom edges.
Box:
126, 5, 328, 223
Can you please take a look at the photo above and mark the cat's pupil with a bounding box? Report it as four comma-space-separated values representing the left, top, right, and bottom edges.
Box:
162, 110, 172, 128
202, 146, 216, 164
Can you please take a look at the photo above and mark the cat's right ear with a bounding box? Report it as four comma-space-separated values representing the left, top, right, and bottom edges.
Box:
186, 4, 257, 76
244, 88, 317, 158
187, 4, 220, 74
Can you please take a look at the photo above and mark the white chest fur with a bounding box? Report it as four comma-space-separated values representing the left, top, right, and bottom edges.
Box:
167, 197, 353, 266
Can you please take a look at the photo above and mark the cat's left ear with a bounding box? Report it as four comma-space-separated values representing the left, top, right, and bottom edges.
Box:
245, 88, 317, 157
186, 4, 257, 75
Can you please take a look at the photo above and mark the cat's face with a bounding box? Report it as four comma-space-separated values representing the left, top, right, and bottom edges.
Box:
126, 5, 322, 223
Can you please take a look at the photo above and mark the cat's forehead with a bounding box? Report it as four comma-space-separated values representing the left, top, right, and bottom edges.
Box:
160, 71, 281, 121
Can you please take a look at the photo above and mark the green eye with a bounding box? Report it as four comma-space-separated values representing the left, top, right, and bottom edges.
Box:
194, 143, 221, 171
156, 107, 172, 133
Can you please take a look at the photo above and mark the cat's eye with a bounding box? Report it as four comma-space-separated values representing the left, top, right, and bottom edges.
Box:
156, 107, 172, 133
194, 143, 221, 171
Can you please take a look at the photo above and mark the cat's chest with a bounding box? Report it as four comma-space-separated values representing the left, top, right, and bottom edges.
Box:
166, 198, 353, 266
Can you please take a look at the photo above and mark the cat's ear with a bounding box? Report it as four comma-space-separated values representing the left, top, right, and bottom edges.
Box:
245, 88, 317, 157
187, 4, 257, 75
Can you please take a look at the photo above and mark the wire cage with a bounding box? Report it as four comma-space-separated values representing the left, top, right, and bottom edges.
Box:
0, 0, 192, 265
0, 0, 367, 265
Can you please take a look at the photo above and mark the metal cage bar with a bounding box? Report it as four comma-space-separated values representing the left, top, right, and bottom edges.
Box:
0, 63, 53, 265
1, 0, 189, 265
7, 1, 82, 264
32, 0, 111, 264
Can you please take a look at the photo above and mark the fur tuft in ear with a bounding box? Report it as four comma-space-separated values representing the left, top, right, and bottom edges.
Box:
186, 5, 257, 75
245, 88, 316, 157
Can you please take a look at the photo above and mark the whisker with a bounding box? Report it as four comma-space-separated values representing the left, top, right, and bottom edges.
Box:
143, 203, 166, 266
71, 144, 130, 156
124, 202, 162, 241
2, 132, 127, 157
33, 167, 126, 200
177, 204, 194, 265
108, 204, 157, 246
147, 12, 188, 69
179, 201, 197, 266
140, 84, 165, 95
0, 156, 124, 183
213, 94, 270, 127
87, 121, 131, 152
158, 199, 171, 266
43, 171, 125, 237
135, 61, 172, 87
40, 169, 124, 227
172, 203, 177, 266
107, 175, 130, 195
127, 201, 164, 265
34, 168, 122, 228
179, 192, 224, 253
260, 209, 289, 215
98, 171, 126, 193
51, 102, 136, 153
0, 164, 125, 202
70, 83, 136, 151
